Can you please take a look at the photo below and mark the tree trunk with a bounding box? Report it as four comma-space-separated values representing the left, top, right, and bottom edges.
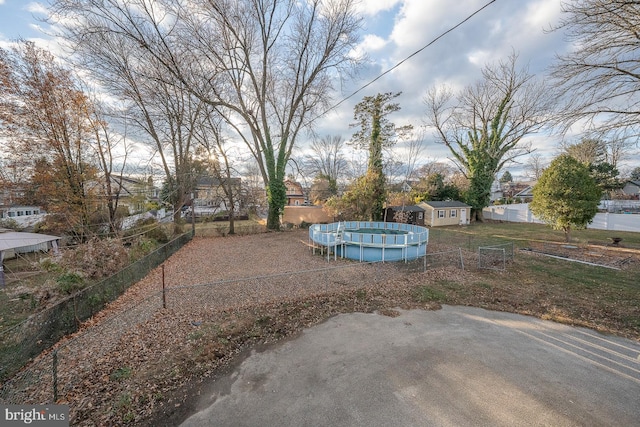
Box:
266, 205, 280, 230
228, 208, 235, 235
471, 209, 484, 222
265, 179, 286, 231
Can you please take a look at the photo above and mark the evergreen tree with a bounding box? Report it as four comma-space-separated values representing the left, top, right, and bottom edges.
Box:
530, 155, 601, 242
499, 171, 513, 183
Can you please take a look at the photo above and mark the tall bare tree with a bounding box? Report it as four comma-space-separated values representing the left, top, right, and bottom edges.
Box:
550, 0, 640, 139
86, 102, 131, 235
425, 53, 555, 221
524, 152, 547, 181
49, 13, 205, 230
304, 135, 347, 196
49, 0, 363, 230
193, 109, 241, 234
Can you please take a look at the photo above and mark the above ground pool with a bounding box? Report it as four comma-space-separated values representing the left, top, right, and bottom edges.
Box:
308, 221, 429, 262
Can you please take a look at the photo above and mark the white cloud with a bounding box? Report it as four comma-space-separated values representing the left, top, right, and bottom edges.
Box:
26, 2, 47, 15
361, 34, 387, 52
356, 0, 402, 17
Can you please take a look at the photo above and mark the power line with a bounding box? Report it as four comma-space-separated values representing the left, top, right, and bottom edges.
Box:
326, 0, 497, 115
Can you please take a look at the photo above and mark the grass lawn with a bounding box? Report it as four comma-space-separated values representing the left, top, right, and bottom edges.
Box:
422, 222, 640, 339
429, 221, 640, 248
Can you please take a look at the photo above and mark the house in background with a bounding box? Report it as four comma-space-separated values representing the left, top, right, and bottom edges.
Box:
0, 205, 43, 220
109, 176, 160, 214
622, 180, 640, 199
86, 175, 160, 215
383, 205, 425, 225
0, 183, 47, 228
419, 200, 471, 227
285, 179, 306, 206
195, 176, 243, 214
513, 185, 534, 203
489, 180, 503, 203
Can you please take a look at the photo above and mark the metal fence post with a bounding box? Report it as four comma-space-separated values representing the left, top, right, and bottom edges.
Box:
162, 264, 166, 309
52, 350, 58, 402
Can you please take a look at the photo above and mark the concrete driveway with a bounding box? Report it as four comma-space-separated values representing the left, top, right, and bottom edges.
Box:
180, 306, 640, 427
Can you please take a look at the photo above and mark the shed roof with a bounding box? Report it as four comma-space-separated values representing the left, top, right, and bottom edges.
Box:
0, 231, 60, 252
420, 201, 470, 209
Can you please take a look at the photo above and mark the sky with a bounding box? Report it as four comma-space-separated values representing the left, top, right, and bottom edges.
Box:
0, 0, 638, 180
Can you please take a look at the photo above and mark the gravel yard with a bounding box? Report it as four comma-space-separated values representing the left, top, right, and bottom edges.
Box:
32, 229, 434, 426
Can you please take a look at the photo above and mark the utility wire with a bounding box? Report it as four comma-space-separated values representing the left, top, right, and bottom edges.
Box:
327, 0, 497, 114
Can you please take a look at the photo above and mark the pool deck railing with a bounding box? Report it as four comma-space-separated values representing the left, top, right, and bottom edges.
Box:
308, 221, 429, 262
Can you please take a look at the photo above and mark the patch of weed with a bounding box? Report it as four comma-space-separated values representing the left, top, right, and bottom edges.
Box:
110, 366, 133, 382
474, 282, 492, 289
414, 286, 446, 303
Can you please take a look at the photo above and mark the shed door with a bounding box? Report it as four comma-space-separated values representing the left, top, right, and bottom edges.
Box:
460, 208, 467, 225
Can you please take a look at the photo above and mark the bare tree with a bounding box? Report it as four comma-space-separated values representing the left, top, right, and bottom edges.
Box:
524, 153, 547, 181
49, 0, 363, 230
425, 52, 555, 221
343, 148, 368, 184
86, 100, 132, 234
550, 0, 640, 138
415, 160, 455, 180
192, 109, 241, 234
600, 130, 636, 168
48, 13, 205, 230
304, 135, 348, 190
386, 128, 426, 185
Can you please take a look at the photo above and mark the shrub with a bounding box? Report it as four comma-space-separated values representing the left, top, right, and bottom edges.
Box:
125, 217, 169, 243
0, 218, 20, 230
59, 237, 129, 279
128, 237, 158, 261
57, 272, 85, 294
38, 257, 63, 273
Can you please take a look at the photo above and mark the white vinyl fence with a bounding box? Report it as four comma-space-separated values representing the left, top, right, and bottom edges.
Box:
483, 203, 640, 233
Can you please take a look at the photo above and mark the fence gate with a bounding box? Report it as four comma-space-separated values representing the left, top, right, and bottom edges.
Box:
478, 242, 514, 271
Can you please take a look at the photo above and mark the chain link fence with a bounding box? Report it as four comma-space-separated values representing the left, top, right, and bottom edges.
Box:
0, 259, 399, 406
478, 242, 515, 271
0, 233, 192, 384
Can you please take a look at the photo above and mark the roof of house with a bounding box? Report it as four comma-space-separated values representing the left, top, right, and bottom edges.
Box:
197, 177, 241, 187
0, 231, 60, 252
419, 201, 470, 209
514, 185, 534, 197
